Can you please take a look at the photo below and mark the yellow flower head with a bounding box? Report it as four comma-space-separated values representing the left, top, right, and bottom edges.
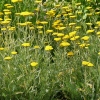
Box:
86, 30, 94, 34
75, 26, 81, 30
96, 31, 100, 35
7, 6, 14, 9
31, 62, 38, 67
69, 23, 76, 26
86, 6, 92, 10
0, 12, 3, 16
45, 45, 53, 51
46, 10, 55, 17
11, 0, 22, 3
75, 3, 81, 6
58, 27, 66, 30
22, 43, 30, 47
81, 36, 89, 41
0, 47, 4, 51
35, 0, 42, 4
57, 33, 64, 37
1, 20, 10, 25
54, 38, 61, 42
46, 30, 53, 33
98, 52, 100, 55
70, 36, 80, 41
87, 63, 94, 67
52, 32, 58, 36
4, 56, 12, 60
67, 51, 74, 56
86, 23, 92, 26
82, 61, 94, 67
40, 21, 48, 25
34, 45, 40, 49
11, 51, 17, 55
36, 26, 43, 29
29, 27, 34, 30
60, 41, 70, 47
69, 31, 77, 38
82, 61, 89, 66
62, 35, 69, 40
20, 11, 34, 16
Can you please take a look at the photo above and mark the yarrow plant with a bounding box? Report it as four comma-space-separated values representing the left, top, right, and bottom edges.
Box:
0, 0, 100, 100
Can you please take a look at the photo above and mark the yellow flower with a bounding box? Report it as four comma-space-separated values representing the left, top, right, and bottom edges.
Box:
4, 11, 11, 15
70, 36, 80, 41
11, 51, 17, 55
7, 6, 14, 9
69, 31, 77, 38
81, 36, 89, 41
1, 28, 7, 31
62, 35, 69, 40
52, 32, 58, 36
86, 6, 92, 10
11, 0, 22, 3
58, 27, 66, 30
1, 20, 10, 25
46, 10, 55, 17
45, 45, 53, 51
35, 0, 42, 3
77, 11, 82, 14
34, 45, 40, 49
95, 11, 99, 15
8, 27, 16, 31
87, 63, 94, 67
60, 41, 70, 47
67, 51, 74, 56
46, 30, 53, 33
69, 15, 76, 18
0, 18, 3, 21
40, 21, 48, 25
0, 47, 4, 51
98, 52, 100, 55
69, 23, 76, 26
36, 26, 43, 29
82, 61, 89, 66
86, 23, 92, 26
87, 0, 91, 2
4, 4, 11, 7
15, 13, 20, 16
56, 14, 61, 18
34, 8, 40, 12
0, 12, 3, 16
57, 33, 64, 37
29, 27, 34, 30
38, 31, 43, 34
4, 56, 12, 60
36, 20, 41, 24
82, 61, 94, 67
54, 4, 60, 8
96, 31, 100, 35
62, 6, 68, 9
20, 11, 34, 16
17, 23, 27, 26
3, 9, 10, 12
87, 13, 92, 16
25, 21, 32, 25
86, 30, 94, 34
75, 3, 81, 6
54, 38, 61, 42
22, 43, 30, 47
31, 62, 38, 67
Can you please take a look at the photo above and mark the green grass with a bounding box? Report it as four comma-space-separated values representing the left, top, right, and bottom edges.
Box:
0, 0, 100, 100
